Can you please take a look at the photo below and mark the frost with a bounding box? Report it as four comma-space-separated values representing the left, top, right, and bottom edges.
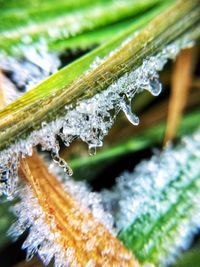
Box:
48, 161, 115, 234
8, 175, 115, 266
0, 36, 194, 198
9, 185, 66, 265
0, 41, 60, 92
101, 130, 200, 266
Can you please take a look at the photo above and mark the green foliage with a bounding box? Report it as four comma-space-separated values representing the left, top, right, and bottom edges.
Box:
0, 200, 15, 249
0, 0, 164, 55
118, 131, 200, 266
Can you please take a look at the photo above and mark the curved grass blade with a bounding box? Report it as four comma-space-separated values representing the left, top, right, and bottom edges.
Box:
0, 0, 199, 151
0, 0, 163, 55
9, 151, 137, 266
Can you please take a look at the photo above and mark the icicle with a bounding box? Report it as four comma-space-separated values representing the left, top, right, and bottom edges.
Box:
120, 97, 139, 126
88, 145, 97, 156
51, 151, 73, 176
148, 78, 162, 96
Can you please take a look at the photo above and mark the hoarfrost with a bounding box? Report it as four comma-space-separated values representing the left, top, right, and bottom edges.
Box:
48, 161, 115, 234
9, 185, 68, 265
8, 177, 115, 266
0, 36, 194, 198
0, 41, 60, 92
101, 130, 200, 266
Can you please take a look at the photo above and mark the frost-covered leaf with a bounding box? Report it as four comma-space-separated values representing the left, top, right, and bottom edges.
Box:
102, 130, 200, 266
9, 152, 137, 266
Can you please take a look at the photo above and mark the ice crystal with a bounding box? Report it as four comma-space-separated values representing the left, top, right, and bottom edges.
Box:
0, 36, 194, 198
9, 185, 67, 265
8, 178, 115, 266
101, 130, 200, 266
48, 161, 115, 234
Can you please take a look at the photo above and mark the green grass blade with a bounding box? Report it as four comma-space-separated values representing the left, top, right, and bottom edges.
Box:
102, 130, 200, 266
49, 16, 146, 52
0, 0, 199, 152
172, 244, 200, 267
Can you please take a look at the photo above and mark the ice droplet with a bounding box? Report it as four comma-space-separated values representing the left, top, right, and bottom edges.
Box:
149, 79, 162, 96
88, 145, 97, 156
120, 98, 139, 126
51, 152, 73, 176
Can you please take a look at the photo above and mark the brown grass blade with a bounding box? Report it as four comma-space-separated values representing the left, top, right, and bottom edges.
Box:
164, 47, 195, 144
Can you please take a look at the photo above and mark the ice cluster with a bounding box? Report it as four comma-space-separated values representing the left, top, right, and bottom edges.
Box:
9, 184, 69, 265
49, 161, 115, 234
101, 130, 200, 266
0, 36, 194, 198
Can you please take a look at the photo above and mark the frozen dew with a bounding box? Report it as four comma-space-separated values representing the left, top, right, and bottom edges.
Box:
0, 36, 194, 198
88, 145, 97, 156
148, 78, 162, 96
120, 97, 140, 125
51, 151, 73, 176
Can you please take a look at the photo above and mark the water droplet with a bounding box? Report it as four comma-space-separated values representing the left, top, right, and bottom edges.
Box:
51, 152, 73, 176
88, 145, 96, 156
41, 121, 47, 127
120, 98, 139, 126
148, 79, 162, 96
